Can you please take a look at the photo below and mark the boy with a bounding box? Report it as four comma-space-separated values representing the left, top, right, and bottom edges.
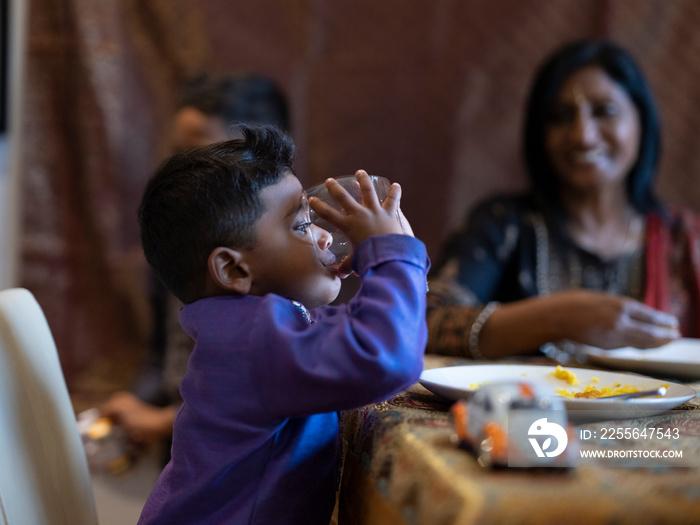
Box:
101, 73, 290, 462
137, 124, 428, 524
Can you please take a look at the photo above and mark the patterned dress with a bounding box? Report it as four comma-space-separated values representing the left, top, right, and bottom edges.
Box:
427, 193, 700, 358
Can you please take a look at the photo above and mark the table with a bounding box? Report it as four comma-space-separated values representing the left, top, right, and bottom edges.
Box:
339, 355, 700, 525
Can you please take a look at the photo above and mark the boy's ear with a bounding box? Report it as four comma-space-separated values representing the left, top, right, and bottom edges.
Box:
207, 247, 252, 295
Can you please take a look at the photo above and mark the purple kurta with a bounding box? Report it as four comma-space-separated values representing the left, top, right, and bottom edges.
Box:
138, 235, 429, 524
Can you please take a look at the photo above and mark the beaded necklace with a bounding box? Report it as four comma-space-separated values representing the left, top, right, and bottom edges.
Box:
531, 213, 644, 299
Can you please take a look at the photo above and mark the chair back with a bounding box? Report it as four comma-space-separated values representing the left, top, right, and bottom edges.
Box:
0, 288, 98, 524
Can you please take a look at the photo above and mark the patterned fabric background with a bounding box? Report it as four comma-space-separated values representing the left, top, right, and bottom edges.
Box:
17, 0, 700, 404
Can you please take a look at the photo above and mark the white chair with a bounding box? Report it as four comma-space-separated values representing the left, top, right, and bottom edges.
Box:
0, 288, 98, 525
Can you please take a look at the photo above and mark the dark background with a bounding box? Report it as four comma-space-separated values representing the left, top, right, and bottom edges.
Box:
16, 0, 700, 405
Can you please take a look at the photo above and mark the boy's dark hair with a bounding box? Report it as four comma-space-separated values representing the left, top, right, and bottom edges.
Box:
138, 124, 295, 304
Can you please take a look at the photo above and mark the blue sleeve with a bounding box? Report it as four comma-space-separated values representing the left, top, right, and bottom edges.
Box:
252, 234, 429, 418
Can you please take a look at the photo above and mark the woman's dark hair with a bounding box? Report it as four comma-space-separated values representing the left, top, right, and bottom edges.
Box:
523, 40, 662, 214
138, 124, 294, 303
179, 73, 290, 132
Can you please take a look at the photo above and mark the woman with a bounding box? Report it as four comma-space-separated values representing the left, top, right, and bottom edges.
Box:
427, 40, 700, 361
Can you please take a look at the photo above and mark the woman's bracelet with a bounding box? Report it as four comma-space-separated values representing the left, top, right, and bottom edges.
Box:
468, 301, 500, 360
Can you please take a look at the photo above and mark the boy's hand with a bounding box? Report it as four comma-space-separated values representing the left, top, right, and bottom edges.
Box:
307, 170, 411, 253
334, 201, 416, 278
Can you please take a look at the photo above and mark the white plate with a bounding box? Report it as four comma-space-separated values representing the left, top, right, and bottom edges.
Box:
419, 364, 696, 420
582, 338, 700, 380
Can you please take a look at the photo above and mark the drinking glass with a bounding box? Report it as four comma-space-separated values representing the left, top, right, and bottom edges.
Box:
303, 175, 400, 262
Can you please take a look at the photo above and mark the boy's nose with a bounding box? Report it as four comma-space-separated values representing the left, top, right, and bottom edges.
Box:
311, 224, 333, 251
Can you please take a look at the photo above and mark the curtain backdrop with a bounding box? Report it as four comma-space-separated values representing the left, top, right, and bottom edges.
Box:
19, 0, 700, 406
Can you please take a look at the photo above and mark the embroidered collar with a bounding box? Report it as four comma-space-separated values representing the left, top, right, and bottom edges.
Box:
291, 300, 313, 324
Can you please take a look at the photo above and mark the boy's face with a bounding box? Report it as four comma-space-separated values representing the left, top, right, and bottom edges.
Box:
244, 172, 341, 309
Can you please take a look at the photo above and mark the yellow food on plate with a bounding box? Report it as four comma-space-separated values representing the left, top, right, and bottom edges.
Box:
469, 381, 491, 390
550, 366, 656, 398
550, 365, 579, 385
556, 383, 640, 398
87, 417, 113, 440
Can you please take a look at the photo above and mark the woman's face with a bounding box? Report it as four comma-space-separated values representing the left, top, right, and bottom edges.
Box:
544, 66, 641, 195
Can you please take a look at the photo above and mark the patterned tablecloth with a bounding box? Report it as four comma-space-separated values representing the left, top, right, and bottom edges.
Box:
339, 355, 700, 525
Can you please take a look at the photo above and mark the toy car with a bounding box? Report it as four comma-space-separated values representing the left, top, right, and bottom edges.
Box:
450, 381, 578, 468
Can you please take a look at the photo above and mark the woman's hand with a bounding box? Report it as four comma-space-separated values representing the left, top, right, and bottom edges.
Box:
100, 391, 177, 444
479, 290, 680, 358
549, 290, 680, 349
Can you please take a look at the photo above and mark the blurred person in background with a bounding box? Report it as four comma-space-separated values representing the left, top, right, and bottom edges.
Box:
426, 39, 700, 362
102, 73, 289, 462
